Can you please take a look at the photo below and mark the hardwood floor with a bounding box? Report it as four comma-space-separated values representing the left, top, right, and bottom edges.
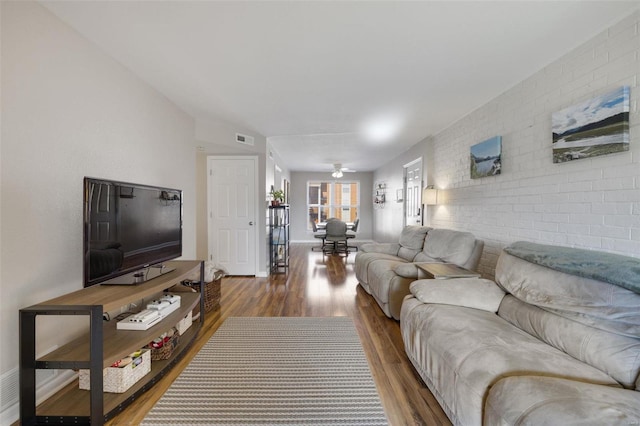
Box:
106, 244, 451, 426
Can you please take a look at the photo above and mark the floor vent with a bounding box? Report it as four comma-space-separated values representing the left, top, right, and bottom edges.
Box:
0, 368, 19, 412
1, 366, 59, 412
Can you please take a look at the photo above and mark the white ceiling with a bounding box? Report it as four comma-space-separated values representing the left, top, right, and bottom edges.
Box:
42, 1, 639, 173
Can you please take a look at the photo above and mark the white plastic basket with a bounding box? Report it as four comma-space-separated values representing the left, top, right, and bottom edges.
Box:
176, 311, 193, 335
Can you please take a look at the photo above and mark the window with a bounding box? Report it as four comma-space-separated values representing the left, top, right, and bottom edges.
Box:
307, 181, 359, 230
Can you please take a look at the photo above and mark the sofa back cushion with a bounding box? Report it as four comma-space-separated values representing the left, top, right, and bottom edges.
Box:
497, 250, 640, 387
414, 228, 476, 265
499, 295, 640, 388
496, 252, 640, 338
397, 226, 430, 261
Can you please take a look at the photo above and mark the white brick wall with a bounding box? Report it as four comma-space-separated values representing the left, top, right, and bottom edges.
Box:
428, 10, 640, 279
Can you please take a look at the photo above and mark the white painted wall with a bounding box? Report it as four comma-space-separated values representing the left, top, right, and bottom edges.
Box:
373, 10, 640, 279
289, 172, 374, 243
372, 141, 428, 242
1, 2, 196, 420
267, 142, 291, 195
430, 10, 639, 279
194, 117, 269, 276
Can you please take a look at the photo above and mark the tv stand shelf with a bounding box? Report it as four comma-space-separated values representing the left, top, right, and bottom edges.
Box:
19, 260, 204, 426
38, 292, 199, 367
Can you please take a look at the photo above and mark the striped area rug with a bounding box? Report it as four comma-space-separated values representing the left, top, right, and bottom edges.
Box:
142, 316, 388, 425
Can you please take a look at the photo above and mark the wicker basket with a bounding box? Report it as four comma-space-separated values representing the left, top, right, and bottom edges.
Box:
191, 274, 222, 313
148, 332, 179, 361
79, 349, 150, 393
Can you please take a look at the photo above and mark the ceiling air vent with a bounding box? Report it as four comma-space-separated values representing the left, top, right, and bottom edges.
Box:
235, 133, 254, 146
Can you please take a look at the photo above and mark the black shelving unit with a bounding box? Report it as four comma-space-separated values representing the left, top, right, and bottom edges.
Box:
269, 205, 290, 274
18, 261, 204, 426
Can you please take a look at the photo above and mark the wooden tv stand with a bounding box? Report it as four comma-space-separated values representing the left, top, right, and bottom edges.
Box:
19, 260, 204, 426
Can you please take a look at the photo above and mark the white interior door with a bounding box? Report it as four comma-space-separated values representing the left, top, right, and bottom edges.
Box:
404, 159, 423, 226
208, 156, 257, 275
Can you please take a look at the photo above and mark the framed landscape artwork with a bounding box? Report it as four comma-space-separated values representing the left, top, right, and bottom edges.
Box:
552, 86, 630, 163
470, 136, 502, 179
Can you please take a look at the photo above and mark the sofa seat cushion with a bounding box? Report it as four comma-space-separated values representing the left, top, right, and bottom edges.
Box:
393, 262, 422, 279
410, 253, 441, 264
414, 229, 476, 265
485, 376, 640, 426
410, 278, 505, 313
354, 252, 407, 289
400, 299, 620, 426
496, 252, 640, 338
367, 259, 409, 304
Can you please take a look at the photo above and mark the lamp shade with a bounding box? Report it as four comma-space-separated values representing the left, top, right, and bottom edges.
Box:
423, 187, 438, 205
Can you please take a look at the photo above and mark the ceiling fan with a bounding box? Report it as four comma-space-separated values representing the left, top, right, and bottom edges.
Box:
331, 163, 356, 178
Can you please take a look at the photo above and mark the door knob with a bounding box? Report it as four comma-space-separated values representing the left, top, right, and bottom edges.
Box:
249, 221, 254, 226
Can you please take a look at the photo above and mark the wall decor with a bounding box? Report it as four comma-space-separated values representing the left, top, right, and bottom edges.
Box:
374, 182, 386, 208
552, 86, 630, 163
470, 136, 502, 179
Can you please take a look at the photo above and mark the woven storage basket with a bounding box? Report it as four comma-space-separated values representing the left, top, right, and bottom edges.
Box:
79, 349, 150, 393
191, 273, 222, 313
149, 332, 179, 361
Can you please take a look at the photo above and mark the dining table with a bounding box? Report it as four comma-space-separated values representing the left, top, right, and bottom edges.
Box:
316, 221, 355, 231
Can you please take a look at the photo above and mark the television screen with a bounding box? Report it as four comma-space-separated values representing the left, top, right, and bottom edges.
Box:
83, 177, 183, 287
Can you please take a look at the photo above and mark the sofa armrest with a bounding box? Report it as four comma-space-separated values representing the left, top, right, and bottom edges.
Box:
485, 376, 640, 425
360, 243, 401, 256
409, 278, 505, 312
393, 263, 420, 278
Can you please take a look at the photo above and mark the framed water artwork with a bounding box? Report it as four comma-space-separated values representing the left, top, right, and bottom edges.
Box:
552, 86, 630, 163
470, 136, 502, 179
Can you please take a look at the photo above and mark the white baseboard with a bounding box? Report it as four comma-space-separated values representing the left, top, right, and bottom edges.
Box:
0, 403, 18, 426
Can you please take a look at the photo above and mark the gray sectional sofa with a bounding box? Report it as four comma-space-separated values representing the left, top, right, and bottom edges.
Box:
401, 241, 640, 425
354, 226, 483, 320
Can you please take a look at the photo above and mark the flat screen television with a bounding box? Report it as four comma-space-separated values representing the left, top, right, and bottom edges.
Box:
83, 177, 183, 287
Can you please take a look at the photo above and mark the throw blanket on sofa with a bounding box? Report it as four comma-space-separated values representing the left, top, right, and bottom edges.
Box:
504, 241, 640, 294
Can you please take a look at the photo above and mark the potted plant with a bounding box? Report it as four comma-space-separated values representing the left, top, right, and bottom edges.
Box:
270, 189, 285, 206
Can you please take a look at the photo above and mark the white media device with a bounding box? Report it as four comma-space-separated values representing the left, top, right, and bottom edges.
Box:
117, 310, 162, 330
117, 294, 181, 330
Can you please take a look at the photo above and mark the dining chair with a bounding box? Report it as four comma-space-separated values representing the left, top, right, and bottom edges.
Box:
346, 218, 359, 252
311, 221, 326, 252
323, 220, 349, 256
